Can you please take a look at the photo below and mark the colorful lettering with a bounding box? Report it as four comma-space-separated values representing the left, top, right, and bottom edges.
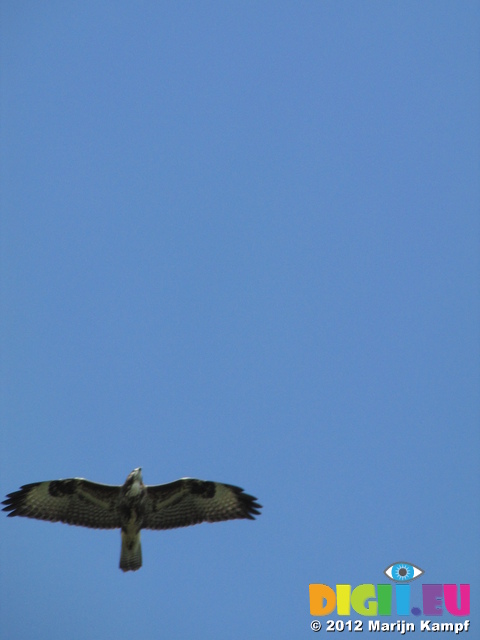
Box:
309, 582, 470, 617
351, 584, 377, 616
309, 584, 336, 616
395, 584, 411, 615
444, 584, 470, 616
423, 584, 443, 615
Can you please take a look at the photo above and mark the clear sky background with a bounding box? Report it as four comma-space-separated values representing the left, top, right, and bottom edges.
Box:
1, 3, 479, 639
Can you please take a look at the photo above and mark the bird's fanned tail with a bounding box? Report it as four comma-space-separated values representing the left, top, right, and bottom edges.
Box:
120, 530, 142, 572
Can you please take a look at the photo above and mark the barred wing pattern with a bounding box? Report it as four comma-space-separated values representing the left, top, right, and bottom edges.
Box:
143, 478, 261, 530
2, 479, 122, 529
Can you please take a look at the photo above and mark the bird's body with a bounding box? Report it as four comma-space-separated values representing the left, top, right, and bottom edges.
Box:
2, 468, 261, 571
118, 469, 147, 571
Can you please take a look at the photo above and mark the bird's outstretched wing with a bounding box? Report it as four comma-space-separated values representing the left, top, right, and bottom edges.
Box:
2, 479, 123, 529
143, 478, 262, 530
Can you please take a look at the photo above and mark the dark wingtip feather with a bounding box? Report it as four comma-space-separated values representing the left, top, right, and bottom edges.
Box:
2, 483, 41, 516
232, 486, 262, 520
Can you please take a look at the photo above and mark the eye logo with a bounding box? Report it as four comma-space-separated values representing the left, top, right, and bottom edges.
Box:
384, 562, 424, 582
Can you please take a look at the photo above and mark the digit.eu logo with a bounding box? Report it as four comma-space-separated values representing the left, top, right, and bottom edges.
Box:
309, 562, 470, 617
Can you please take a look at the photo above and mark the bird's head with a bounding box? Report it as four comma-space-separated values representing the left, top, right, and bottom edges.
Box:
123, 468, 144, 494
131, 467, 142, 480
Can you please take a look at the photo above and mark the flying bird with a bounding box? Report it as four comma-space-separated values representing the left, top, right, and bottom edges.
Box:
2, 468, 261, 571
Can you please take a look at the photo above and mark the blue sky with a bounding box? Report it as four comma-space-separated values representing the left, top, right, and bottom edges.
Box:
1, 3, 478, 638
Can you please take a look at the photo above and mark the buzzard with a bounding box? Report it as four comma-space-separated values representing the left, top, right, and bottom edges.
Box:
2, 468, 261, 572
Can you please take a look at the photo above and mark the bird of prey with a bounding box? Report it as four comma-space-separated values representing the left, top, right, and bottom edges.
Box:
2, 468, 261, 572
